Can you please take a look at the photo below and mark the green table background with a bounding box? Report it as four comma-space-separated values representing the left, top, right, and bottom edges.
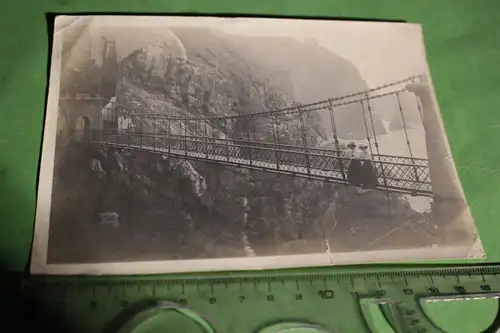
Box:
1, 0, 500, 330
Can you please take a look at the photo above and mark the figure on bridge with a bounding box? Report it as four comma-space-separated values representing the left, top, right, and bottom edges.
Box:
346, 142, 362, 186
358, 143, 378, 189
118, 116, 135, 132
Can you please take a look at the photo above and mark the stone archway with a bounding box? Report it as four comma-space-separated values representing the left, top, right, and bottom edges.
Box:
73, 115, 92, 142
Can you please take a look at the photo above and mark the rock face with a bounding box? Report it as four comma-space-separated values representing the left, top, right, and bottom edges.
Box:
48, 27, 431, 264
222, 34, 387, 139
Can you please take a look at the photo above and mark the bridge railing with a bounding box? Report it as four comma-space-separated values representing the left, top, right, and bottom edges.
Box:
97, 130, 429, 162
94, 130, 432, 195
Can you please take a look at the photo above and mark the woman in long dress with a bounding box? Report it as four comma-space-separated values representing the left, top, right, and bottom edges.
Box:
346, 142, 362, 186
358, 143, 378, 188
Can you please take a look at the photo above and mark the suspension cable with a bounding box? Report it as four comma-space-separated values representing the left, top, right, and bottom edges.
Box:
360, 100, 374, 158
118, 76, 415, 121
396, 92, 419, 186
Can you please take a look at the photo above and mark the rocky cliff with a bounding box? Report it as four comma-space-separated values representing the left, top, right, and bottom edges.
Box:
48, 27, 434, 264
222, 34, 387, 139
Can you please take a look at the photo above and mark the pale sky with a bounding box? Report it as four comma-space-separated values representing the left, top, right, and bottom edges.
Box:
65, 15, 431, 88
206, 17, 429, 87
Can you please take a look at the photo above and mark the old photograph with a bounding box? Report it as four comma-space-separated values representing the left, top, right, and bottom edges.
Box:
31, 15, 484, 274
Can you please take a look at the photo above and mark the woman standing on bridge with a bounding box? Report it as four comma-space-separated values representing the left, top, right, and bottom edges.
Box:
346, 142, 362, 186
358, 143, 378, 189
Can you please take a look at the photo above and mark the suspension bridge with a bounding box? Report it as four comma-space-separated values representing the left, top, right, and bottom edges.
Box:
72, 75, 433, 197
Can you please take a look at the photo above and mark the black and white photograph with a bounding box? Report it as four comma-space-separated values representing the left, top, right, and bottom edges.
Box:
32, 16, 484, 274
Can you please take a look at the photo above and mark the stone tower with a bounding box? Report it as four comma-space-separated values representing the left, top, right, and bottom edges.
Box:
100, 40, 118, 100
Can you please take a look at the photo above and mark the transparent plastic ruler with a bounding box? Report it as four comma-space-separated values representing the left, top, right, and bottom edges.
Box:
20, 264, 500, 333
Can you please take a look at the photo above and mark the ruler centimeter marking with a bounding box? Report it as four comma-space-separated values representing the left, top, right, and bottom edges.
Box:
25, 269, 500, 293
21, 265, 500, 333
